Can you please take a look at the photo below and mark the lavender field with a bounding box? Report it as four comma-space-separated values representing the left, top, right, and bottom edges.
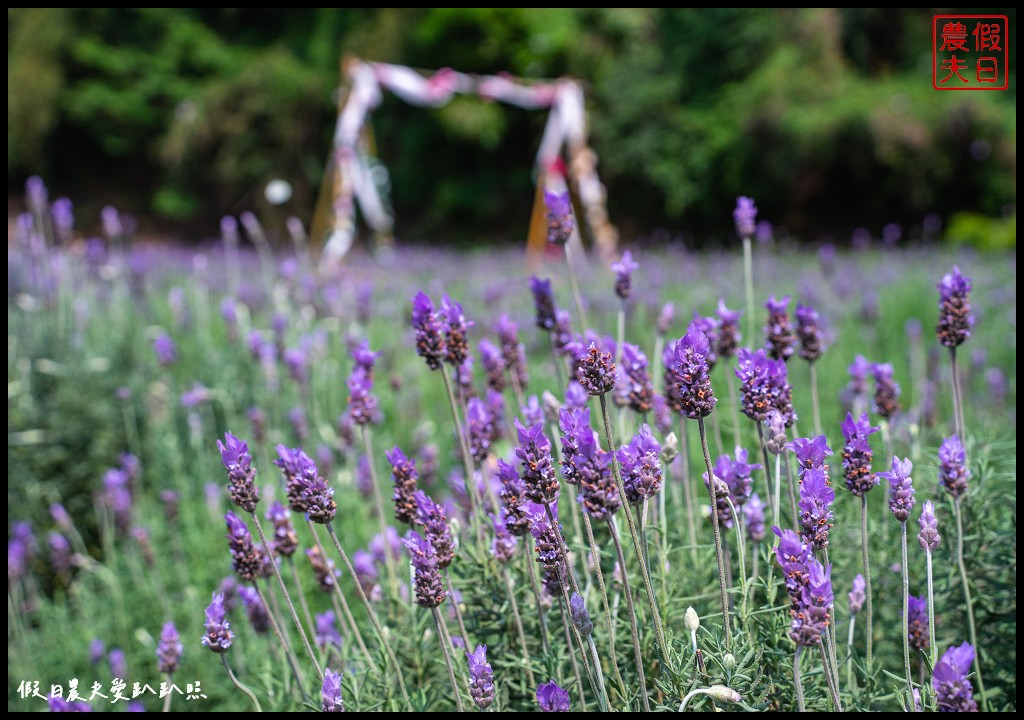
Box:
7, 185, 1017, 712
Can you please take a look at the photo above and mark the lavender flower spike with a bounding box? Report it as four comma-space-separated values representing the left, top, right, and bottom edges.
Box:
414, 491, 455, 569
536, 679, 571, 712
611, 250, 639, 300
466, 645, 495, 709
156, 622, 183, 674
907, 595, 929, 652
848, 574, 866, 615
576, 343, 616, 396
496, 458, 530, 536
795, 303, 825, 362
530, 276, 558, 331
936, 267, 973, 348
733, 196, 758, 238
938, 435, 970, 499
322, 668, 345, 712
797, 468, 835, 550
670, 322, 717, 419
411, 292, 446, 371
840, 412, 880, 496
544, 190, 574, 246
386, 446, 418, 525
880, 457, 915, 522
218, 432, 260, 513
441, 294, 472, 367
871, 362, 901, 420
514, 418, 559, 504
715, 299, 742, 360
201, 593, 234, 653
224, 512, 263, 581
743, 494, 766, 544
918, 500, 941, 552
764, 295, 796, 362
788, 435, 833, 477
932, 642, 979, 712
569, 592, 594, 637
403, 530, 445, 608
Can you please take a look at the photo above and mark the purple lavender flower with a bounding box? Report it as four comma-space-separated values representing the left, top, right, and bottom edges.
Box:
938, 436, 970, 499
521, 394, 544, 428
764, 295, 796, 362
657, 302, 675, 336
315, 611, 342, 649
89, 638, 105, 666
265, 501, 298, 557
544, 190, 574, 246
275, 446, 336, 522
403, 530, 446, 608
840, 412, 880, 496
576, 343, 616, 397
490, 510, 519, 563
412, 292, 446, 370
880, 457, 915, 522
569, 592, 593, 637
218, 576, 240, 613
691, 312, 720, 370
536, 679, 571, 712
795, 303, 825, 362
735, 348, 772, 422
797, 469, 835, 550
715, 447, 761, 506
351, 340, 380, 378
48, 697, 92, 712
789, 557, 834, 647
49, 532, 73, 575
559, 407, 594, 486
322, 668, 345, 712
200, 594, 233, 655
668, 323, 717, 419
615, 342, 654, 414
224, 512, 263, 581
109, 648, 127, 679
844, 354, 872, 410
352, 550, 380, 599
386, 446, 419, 525
871, 363, 901, 420
414, 491, 455, 569
611, 251, 639, 300
497, 459, 530, 536
715, 300, 742, 360
496, 314, 528, 391
238, 585, 271, 634
773, 526, 813, 599
932, 642, 978, 712
153, 333, 177, 367
744, 494, 766, 543
479, 338, 506, 392
576, 445, 619, 521
50, 503, 72, 531
466, 645, 495, 709
26, 175, 48, 213
936, 267, 973, 348
918, 500, 941, 552
787, 435, 833, 479
652, 394, 673, 435
441, 294, 472, 367
733, 196, 757, 238
530, 276, 558, 331
218, 432, 260, 513
247, 407, 266, 444
906, 595, 929, 652
564, 381, 588, 410
306, 547, 341, 593
552, 309, 574, 356
848, 574, 866, 615
527, 502, 565, 571
514, 418, 559, 504
156, 622, 183, 674
465, 397, 495, 463
284, 347, 309, 387
618, 425, 662, 504
346, 366, 378, 426
101, 468, 133, 536
288, 406, 308, 442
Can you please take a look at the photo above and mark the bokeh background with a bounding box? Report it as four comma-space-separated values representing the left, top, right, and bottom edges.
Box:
7, 8, 1017, 248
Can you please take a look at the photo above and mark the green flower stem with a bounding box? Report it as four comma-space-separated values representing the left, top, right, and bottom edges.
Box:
252, 579, 309, 702
221, 654, 263, 712
607, 519, 651, 711
954, 498, 987, 711
742, 236, 756, 345
793, 646, 805, 713
524, 537, 551, 656
432, 605, 466, 712
860, 495, 874, 670
286, 556, 317, 652
308, 521, 372, 663
697, 415, 733, 649
162, 673, 174, 712
563, 244, 589, 331
678, 417, 698, 560
325, 523, 413, 711
901, 522, 915, 711
501, 565, 536, 687
440, 368, 484, 541
556, 588, 591, 712
582, 511, 627, 705
360, 425, 401, 597
598, 394, 668, 663
251, 513, 323, 679
444, 568, 472, 673
925, 550, 937, 670
846, 615, 856, 692
819, 641, 843, 711
809, 362, 823, 438
755, 423, 778, 525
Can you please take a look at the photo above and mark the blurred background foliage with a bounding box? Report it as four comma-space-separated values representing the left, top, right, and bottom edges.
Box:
7, 8, 1017, 246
